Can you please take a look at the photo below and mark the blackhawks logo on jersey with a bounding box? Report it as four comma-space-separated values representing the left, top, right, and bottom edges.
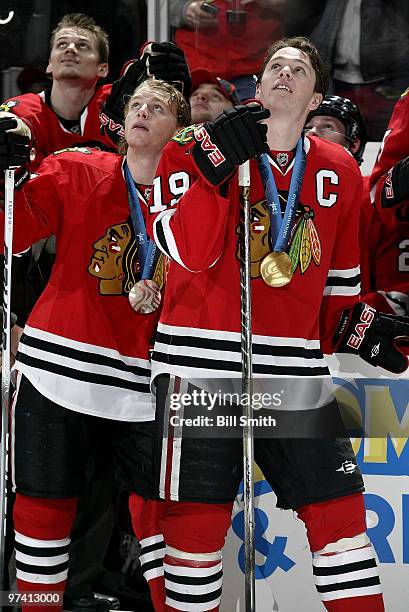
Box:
88, 217, 168, 296
0, 100, 19, 112
53, 146, 92, 156
236, 196, 321, 280
172, 125, 195, 146
289, 205, 321, 274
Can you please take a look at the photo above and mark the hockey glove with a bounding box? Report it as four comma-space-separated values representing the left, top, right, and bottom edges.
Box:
192, 104, 270, 185
0, 115, 31, 170
381, 154, 409, 208
142, 42, 191, 97
100, 42, 191, 146
0, 114, 31, 193
334, 302, 409, 374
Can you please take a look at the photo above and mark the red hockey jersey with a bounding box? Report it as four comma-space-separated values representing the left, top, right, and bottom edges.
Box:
147, 132, 363, 381
366, 87, 409, 315
1, 85, 114, 170
2, 149, 165, 421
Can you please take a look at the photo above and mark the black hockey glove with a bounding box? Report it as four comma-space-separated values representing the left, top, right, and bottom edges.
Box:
0, 115, 31, 193
381, 154, 409, 208
0, 116, 31, 170
100, 42, 191, 146
192, 104, 270, 186
142, 42, 191, 96
334, 302, 409, 374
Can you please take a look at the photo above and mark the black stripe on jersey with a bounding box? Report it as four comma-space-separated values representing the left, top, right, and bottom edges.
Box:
152, 351, 328, 376
141, 559, 164, 574
140, 541, 166, 556
325, 274, 360, 287
164, 569, 223, 585
166, 587, 222, 604
155, 331, 323, 359
15, 560, 69, 575
20, 334, 148, 377
14, 541, 70, 557
17, 352, 150, 393
154, 216, 172, 260
313, 558, 376, 576
316, 576, 381, 594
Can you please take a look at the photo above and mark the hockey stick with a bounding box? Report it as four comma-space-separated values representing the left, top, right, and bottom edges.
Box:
0, 169, 15, 594
239, 161, 256, 611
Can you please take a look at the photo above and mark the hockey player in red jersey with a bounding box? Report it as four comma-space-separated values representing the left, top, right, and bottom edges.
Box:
366, 86, 409, 316
0, 79, 190, 611
0, 13, 113, 170
0, 13, 192, 609
303, 95, 384, 309
0, 13, 191, 170
140, 37, 409, 612
304, 95, 367, 166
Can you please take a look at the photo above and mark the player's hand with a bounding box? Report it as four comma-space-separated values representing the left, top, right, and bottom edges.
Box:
142, 42, 191, 97
0, 113, 31, 170
192, 103, 270, 185
334, 302, 409, 373
381, 154, 409, 208
100, 42, 191, 146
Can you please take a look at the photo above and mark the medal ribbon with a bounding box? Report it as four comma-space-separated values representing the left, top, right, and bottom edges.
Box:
124, 161, 158, 280
256, 137, 306, 252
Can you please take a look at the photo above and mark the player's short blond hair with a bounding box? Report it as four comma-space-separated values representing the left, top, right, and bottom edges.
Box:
119, 79, 191, 154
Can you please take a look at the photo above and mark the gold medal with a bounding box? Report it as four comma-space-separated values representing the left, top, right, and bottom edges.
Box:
260, 251, 293, 287
129, 279, 161, 314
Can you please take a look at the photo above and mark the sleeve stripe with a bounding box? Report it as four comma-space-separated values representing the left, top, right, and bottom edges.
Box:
323, 284, 361, 296
153, 210, 193, 271
327, 266, 360, 278
326, 274, 361, 288
324, 267, 361, 296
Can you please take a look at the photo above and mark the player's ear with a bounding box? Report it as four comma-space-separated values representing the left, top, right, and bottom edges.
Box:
98, 63, 109, 78
350, 138, 360, 155
46, 59, 52, 74
308, 92, 323, 112
255, 81, 261, 100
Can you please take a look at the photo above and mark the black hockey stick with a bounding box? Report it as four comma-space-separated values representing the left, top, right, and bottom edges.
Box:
239, 161, 256, 611
0, 169, 15, 597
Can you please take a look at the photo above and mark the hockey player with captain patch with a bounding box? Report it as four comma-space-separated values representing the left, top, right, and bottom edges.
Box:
135, 37, 409, 612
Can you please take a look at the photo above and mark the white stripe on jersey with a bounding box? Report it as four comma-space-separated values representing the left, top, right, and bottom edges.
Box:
15, 325, 153, 421
153, 210, 220, 272
153, 209, 189, 268
152, 322, 330, 380
324, 266, 361, 296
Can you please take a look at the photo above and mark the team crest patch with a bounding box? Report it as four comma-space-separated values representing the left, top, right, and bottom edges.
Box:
53, 146, 92, 156
172, 125, 195, 146
236, 196, 322, 280
289, 205, 321, 274
276, 152, 289, 167
0, 100, 19, 112
87, 217, 167, 297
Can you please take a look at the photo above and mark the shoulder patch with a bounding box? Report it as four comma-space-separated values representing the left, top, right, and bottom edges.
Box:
172, 125, 195, 146
0, 100, 19, 112
53, 146, 92, 156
